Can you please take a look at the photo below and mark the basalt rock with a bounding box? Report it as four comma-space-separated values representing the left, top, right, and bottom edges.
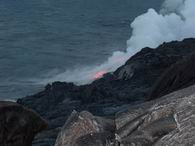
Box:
115, 84, 195, 146
55, 111, 115, 146
56, 84, 195, 146
149, 52, 195, 100
0, 101, 47, 146
17, 38, 195, 145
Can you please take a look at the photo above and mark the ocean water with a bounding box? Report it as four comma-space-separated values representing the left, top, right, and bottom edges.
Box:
0, 0, 163, 100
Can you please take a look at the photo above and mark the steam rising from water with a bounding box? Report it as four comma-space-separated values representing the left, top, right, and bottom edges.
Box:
41, 0, 195, 85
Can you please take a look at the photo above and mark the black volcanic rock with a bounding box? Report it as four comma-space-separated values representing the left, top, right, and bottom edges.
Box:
0, 101, 47, 146
17, 38, 195, 145
149, 52, 195, 100
90, 38, 195, 103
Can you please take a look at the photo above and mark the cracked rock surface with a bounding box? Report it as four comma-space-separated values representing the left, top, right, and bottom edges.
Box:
55, 110, 115, 146
115, 84, 195, 146
55, 84, 195, 146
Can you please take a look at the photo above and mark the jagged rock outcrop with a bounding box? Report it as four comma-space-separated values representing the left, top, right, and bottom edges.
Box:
0, 101, 47, 146
55, 111, 115, 146
149, 52, 195, 100
17, 38, 195, 145
56, 84, 195, 146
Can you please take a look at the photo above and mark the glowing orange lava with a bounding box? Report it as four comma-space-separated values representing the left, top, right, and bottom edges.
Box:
93, 71, 107, 79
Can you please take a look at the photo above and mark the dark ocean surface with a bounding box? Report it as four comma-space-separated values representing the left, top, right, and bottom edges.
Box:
0, 0, 163, 100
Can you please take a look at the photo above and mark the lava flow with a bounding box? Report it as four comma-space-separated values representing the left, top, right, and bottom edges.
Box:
93, 70, 107, 80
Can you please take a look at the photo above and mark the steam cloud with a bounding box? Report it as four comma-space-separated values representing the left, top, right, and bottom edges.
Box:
41, 0, 195, 85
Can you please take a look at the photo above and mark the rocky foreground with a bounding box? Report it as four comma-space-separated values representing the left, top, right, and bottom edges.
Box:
54, 50, 195, 146
55, 84, 195, 146
16, 38, 195, 145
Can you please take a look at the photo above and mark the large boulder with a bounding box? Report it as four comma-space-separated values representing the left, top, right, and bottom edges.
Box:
0, 101, 47, 146
55, 111, 115, 146
115, 84, 195, 146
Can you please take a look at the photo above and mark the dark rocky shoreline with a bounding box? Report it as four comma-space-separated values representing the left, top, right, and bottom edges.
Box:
16, 38, 195, 145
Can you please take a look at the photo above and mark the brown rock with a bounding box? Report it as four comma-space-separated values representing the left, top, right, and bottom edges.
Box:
0, 101, 47, 146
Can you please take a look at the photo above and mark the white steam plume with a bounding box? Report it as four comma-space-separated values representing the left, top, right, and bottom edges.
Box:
40, 0, 195, 85
160, 0, 184, 14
